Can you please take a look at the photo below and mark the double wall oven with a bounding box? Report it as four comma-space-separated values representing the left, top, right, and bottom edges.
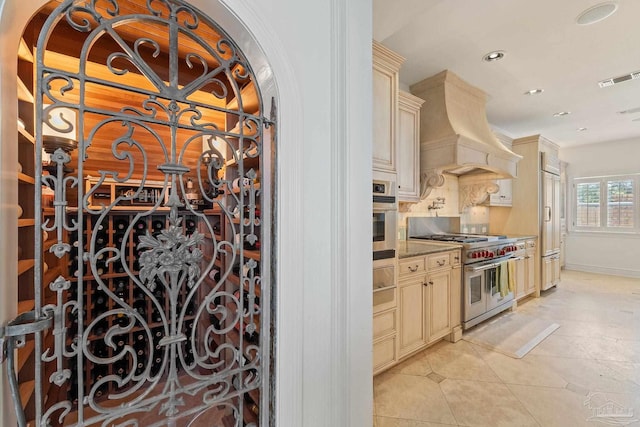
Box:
372, 179, 397, 260
411, 232, 519, 329
372, 179, 397, 312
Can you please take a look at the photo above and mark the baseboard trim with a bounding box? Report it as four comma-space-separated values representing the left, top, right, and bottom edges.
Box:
564, 263, 640, 278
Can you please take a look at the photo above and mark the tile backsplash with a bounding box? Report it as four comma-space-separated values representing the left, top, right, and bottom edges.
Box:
399, 173, 491, 237
460, 206, 490, 234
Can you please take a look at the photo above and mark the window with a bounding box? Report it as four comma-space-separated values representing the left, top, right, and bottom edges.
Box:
576, 181, 600, 227
573, 174, 638, 232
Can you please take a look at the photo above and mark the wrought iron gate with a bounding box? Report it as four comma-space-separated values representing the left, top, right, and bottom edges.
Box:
6, 0, 273, 425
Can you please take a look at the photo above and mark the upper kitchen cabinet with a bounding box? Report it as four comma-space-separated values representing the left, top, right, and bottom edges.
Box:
397, 91, 425, 202
485, 179, 512, 206
372, 41, 404, 173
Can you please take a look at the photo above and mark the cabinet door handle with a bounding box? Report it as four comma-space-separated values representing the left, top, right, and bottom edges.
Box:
428, 280, 434, 286
437, 260, 445, 266
408, 265, 419, 272
454, 256, 460, 261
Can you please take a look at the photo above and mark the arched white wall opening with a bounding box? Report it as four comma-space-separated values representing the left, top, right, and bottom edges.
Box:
0, 0, 372, 425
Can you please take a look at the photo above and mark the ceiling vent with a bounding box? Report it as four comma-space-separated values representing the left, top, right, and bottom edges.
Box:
598, 71, 640, 88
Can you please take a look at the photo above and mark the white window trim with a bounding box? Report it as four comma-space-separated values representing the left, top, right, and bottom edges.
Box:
571, 173, 640, 234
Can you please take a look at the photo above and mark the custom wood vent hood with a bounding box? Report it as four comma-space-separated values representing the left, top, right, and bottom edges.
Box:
410, 70, 522, 199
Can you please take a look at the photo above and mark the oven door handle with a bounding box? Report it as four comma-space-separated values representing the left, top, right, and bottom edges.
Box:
373, 284, 396, 293
464, 255, 514, 272
465, 262, 498, 273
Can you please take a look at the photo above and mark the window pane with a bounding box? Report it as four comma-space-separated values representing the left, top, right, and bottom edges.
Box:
607, 180, 634, 228
576, 182, 600, 227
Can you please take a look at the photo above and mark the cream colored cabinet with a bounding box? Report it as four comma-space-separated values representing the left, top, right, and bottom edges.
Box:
426, 269, 451, 342
396, 249, 461, 360
372, 41, 404, 173
450, 253, 462, 332
398, 276, 426, 356
514, 255, 526, 298
542, 254, 561, 291
486, 179, 512, 206
373, 308, 398, 374
373, 257, 398, 375
525, 239, 537, 295
397, 91, 425, 202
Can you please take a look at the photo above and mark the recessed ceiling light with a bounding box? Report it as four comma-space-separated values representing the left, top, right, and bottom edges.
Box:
553, 111, 571, 117
577, 127, 588, 131
483, 50, 505, 62
576, 2, 618, 25
524, 89, 544, 95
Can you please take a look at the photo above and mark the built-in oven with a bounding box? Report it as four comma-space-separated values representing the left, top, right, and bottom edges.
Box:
373, 179, 397, 260
464, 254, 515, 329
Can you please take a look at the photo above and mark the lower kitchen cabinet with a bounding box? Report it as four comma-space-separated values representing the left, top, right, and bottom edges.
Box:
542, 253, 561, 291
397, 249, 460, 361
373, 308, 398, 373
514, 238, 537, 300
525, 239, 537, 295
427, 269, 451, 342
373, 334, 397, 373
514, 255, 526, 298
398, 276, 427, 356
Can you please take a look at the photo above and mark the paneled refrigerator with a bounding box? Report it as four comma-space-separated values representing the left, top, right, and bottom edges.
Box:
540, 152, 561, 290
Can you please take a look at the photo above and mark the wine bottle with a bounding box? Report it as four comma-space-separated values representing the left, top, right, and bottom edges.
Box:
93, 341, 109, 358
114, 279, 127, 298
151, 306, 162, 323
114, 232, 125, 245
93, 318, 108, 336
114, 359, 128, 378
114, 218, 128, 231
244, 392, 260, 416
96, 232, 107, 245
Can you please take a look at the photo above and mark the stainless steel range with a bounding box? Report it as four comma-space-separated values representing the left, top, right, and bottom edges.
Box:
411, 233, 518, 329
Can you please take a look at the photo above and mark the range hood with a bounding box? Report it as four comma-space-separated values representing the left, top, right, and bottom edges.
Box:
410, 70, 522, 199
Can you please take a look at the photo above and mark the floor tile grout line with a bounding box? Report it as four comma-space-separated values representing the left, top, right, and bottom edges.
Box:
503, 383, 544, 427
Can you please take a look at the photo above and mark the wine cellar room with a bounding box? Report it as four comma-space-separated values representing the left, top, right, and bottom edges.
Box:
13, 1, 270, 426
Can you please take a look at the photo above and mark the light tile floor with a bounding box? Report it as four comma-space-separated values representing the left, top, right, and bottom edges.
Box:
374, 270, 640, 427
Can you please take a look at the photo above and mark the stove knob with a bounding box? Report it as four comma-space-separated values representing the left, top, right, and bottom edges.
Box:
489, 251, 494, 258
472, 251, 479, 258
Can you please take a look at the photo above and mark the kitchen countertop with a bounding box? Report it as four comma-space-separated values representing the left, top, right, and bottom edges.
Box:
397, 239, 462, 259
506, 234, 538, 241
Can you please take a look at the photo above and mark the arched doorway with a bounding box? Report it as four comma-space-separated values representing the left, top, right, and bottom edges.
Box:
9, 0, 274, 425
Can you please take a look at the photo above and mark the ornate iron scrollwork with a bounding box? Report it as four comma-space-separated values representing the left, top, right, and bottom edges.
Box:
28, 1, 270, 425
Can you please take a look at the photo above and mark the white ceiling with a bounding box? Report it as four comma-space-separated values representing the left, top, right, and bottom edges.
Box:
373, 0, 640, 148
